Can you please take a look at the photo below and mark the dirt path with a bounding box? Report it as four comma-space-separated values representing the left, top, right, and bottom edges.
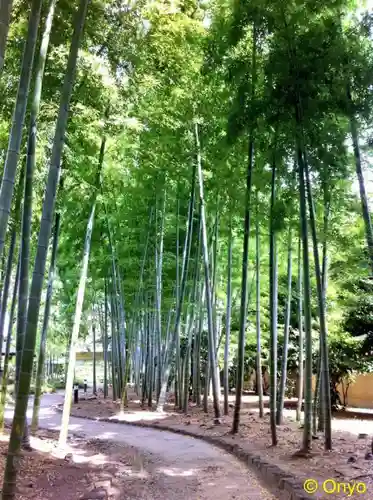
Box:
4, 393, 276, 499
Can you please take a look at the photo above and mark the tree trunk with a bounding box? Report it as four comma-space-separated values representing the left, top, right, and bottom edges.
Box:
59, 197, 98, 446
211, 206, 220, 404
133, 208, 153, 395
255, 196, 264, 418
296, 145, 313, 453
157, 168, 196, 411
116, 271, 126, 402
317, 188, 329, 432
175, 192, 195, 409
192, 214, 203, 404
303, 154, 332, 450
0, 167, 24, 372
112, 283, 123, 398
111, 297, 118, 402
2, 4, 89, 487
31, 213, 60, 432
277, 225, 292, 425
347, 88, 373, 274
296, 236, 304, 422
15, 0, 57, 445
18, 0, 56, 344
104, 279, 108, 398
141, 306, 147, 405
59, 127, 106, 446
232, 24, 257, 434
269, 155, 278, 446
0, 0, 13, 72
182, 309, 192, 413
183, 217, 201, 413
0, 255, 19, 431
93, 318, 97, 395
156, 192, 165, 399
193, 279, 203, 406
103, 186, 125, 405
147, 297, 153, 409
203, 336, 210, 412
195, 122, 220, 422
0, 249, 6, 320
223, 219, 233, 416
0, 0, 42, 261
0, 227, 16, 369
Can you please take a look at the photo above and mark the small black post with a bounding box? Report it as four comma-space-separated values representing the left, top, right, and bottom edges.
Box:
74, 383, 79, 404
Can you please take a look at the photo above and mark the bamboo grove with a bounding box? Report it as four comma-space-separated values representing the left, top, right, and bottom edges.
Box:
0, 0, 371, 496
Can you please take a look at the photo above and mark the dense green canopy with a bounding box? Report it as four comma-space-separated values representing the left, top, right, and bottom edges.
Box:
0, 0, 373, 492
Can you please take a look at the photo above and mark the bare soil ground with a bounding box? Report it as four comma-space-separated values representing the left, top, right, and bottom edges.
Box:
0, 424, 203, 500
70, 390, 373, 499
0, 402, 275, 500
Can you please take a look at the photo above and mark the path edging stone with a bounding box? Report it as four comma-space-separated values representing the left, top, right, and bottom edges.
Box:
54, 404, 310, 500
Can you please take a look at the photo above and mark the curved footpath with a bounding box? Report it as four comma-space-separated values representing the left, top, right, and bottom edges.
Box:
4, 392, 276, 499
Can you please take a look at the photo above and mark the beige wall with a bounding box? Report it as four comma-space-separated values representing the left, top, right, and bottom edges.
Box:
337, 373, 373, 409
244, 370, 373, 409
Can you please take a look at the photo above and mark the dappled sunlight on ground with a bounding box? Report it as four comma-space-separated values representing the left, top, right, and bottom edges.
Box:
112, 409, 171, 421
2, 391, 275, 499
67, 389, 373, 499
329, 416, 373, 435
0, 428, 140, 499
157, 467, 197, 477
95, 430, 118, 439
251, 405, 373, 436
